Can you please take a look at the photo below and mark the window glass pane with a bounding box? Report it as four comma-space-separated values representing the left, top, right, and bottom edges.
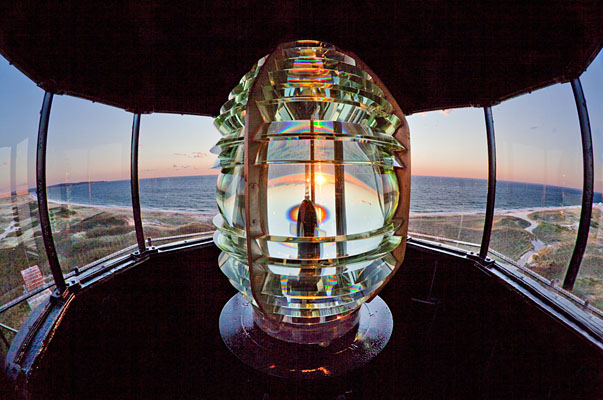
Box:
490, 83, 582, 282
138, 114, 219, 246
579, 50, 603, 311
46, 97, 136, 273
407, 108, 487, 252
0, 58, 48, 352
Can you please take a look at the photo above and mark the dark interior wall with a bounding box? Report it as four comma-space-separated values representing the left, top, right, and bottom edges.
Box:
1, 2, 601, 116
4, 243, 603, 399
387, 246, 603, 400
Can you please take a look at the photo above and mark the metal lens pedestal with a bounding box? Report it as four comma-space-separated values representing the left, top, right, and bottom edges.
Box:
219, 293, 393, 379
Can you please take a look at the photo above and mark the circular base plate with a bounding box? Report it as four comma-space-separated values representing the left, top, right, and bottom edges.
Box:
219, 293, 393, 379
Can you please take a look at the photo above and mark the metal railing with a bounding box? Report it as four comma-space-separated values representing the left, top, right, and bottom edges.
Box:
0, 230, 216, 334
408, 231, 603, 319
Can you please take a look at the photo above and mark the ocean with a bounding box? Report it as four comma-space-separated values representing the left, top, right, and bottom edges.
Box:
44, 175, 603, 214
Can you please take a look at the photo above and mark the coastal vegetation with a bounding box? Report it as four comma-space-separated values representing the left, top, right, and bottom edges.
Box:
532, 222, 574, 244
527, 207, 603, 308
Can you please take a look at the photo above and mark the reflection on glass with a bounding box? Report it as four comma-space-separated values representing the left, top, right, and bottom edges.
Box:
46, 96, 136, 272
577, 51, 603, 310
213, 41, 404, 324
490, 83, 586, 287
0, 59, 49, 353
138, 114, 219, 244
407, 108, 487, 251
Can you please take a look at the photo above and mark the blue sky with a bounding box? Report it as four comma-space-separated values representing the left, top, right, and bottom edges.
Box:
1, 49, 601, 194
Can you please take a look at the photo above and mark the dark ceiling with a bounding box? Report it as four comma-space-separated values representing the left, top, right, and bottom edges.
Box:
0, 1, 601, 116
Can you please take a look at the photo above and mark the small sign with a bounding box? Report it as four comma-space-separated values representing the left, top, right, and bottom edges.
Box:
20, 265, 45, 292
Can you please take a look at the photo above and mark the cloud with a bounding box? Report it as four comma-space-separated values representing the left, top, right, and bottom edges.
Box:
172, 164, 200, 170
174, 152, 209, 159
530, 126, 539, 130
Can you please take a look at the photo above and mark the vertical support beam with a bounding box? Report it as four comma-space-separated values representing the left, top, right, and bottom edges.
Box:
334, 140, 347, 258
245, 48, 282, 319
130, 113, 146, 253
480, 106, 496, 259
36, 92, 66, 293
10, 144, 25, 250
563, 78, 594, 290
10, 143, 26, 253
10, 144, 17, 197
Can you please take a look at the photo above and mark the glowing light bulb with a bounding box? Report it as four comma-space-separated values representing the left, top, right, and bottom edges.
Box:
315, 172, 327, 186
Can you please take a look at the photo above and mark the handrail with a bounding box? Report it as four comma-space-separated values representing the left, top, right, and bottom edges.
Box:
2, 230, 600, 338
0, 282, 56, 315
0, 231, 216, 318
408, 232, 603, 318
0, 322, 18, 334
147, 230, 214, 245
410, 232, 482, 250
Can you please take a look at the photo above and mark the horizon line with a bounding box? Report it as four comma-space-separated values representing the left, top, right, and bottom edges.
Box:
4, 173, 597, 195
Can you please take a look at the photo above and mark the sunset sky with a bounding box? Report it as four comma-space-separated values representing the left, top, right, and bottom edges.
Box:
1, 49, 602, 195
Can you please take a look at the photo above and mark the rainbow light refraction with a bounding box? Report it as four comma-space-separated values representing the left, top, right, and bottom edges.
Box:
287, 204, 328, 224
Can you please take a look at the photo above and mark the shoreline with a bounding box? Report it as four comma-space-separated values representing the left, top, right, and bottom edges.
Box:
42, 199, 216, 225
31, 194, 216, 218
35, 192, 601, 220
22, 191, 603, 226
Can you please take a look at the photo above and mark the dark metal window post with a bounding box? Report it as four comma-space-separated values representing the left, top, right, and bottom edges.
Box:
36, 91, 66, 293
480, 106, 496, 259
563, 78, 594, 290
131, 113, 146, 254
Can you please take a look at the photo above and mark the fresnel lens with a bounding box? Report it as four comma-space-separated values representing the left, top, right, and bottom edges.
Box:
212, 40, 410, 377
